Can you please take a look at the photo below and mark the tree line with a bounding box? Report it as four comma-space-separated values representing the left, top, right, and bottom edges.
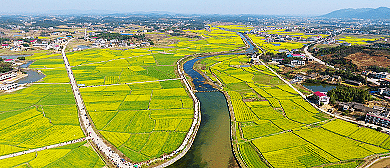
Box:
327, 86, 370, 104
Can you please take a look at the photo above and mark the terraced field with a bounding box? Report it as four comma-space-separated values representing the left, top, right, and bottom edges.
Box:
198, 54, 390, 168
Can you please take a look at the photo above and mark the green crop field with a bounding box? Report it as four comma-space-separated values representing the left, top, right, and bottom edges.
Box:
239, 142, 268, 168
199, 53, 390, 168
60, 27, 248, 163
0, 84, 84, 150
2, 24, 386, 168
336, 35, 378, 45
0, 141, 105, 168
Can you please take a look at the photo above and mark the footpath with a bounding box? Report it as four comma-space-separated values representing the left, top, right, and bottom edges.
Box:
61, 41, 133, 168
0, 138, 87, 160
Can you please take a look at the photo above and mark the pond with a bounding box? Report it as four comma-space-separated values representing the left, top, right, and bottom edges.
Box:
76, 45, 90, 50
302, 83, 336, 93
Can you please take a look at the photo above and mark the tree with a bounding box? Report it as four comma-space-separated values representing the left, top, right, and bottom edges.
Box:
327, 86, 370, 103
0, 62, 12, 73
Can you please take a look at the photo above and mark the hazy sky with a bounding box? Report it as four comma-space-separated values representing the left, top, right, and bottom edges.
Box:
1, 0, 390, 15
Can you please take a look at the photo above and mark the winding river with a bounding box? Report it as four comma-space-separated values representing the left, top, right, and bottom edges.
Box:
169, 31, 256, 168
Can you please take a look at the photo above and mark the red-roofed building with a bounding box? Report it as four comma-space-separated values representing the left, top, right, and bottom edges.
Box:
314, 91, 330, 105
4, 59, 14, 63
1, 44, 9, 48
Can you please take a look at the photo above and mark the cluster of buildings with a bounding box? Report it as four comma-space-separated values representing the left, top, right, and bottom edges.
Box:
333, 101, 390, 128
0, 70, 19, 91
366, 111, 390, 128
0, 81, 18, 91
1, 37, 68, 51
271, 52, 312, 68
362, 71, 390, 79
89, 38, 138, 48
89, 38, 148, 48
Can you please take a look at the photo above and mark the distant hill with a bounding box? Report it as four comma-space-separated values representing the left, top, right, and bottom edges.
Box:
321, 7, 390, 19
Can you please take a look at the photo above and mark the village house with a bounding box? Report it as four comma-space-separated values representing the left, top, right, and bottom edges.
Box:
307, 73, 318, 80
0, 81, 18, 91
287, 53, 306, 59
33, 41, 49, 49
314, 91, 330, 105
3, 59, 15, 63
13, 40, 24, 47
337, 102, 374, 113
320, 75, 330, 81
376, 72, 390, 79
345, 79, 362, 86
378, 88, 390, 97
278, 49, 289, 53
271, 58, 284, 63
327, 75, 342, 82
380, 78, 390, 86
2, 44, 9, 48
291, 60, 305, 66
0, 70, 17, 81
362, 70, 372, 76
366, 111, 390, 128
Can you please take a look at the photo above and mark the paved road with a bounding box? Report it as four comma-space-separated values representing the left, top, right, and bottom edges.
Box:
61, 41, 133, 168
0, 138, 87, 160
304, 45, 335, 69
364, 155, 390, 168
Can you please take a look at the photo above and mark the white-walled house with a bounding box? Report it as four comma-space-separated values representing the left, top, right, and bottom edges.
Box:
0, 81, 18, 91
314, 91, 330, 105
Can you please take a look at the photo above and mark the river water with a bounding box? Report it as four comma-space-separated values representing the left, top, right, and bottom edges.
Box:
0, 55, 31, 59
17, 70, 45, 84
170, 57, 235, 168
169, 31, 255, 168
169, 92, 236, 168
183, 57, 217, 92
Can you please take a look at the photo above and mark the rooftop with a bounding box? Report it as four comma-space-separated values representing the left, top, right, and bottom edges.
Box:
314, 91, 326, 97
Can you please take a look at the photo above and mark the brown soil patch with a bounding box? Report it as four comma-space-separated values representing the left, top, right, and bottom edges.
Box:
345, 52, 390, 68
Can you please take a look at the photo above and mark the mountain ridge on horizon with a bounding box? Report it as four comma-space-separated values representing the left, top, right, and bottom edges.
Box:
321, 7, 390, 19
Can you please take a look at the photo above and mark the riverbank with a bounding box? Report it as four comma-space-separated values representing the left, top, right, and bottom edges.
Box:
156, 45, 248, 167
144, 54, 202, 168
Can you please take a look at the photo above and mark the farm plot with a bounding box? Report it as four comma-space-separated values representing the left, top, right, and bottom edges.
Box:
197, 31, 390, 168
280, 99, 320, 124
295, 127, 387, 160
81, 84, 194, 161
0, 84, 84, 150
238, 142, 268, 168
0, 141, 105, 168
229, 91, 257, 121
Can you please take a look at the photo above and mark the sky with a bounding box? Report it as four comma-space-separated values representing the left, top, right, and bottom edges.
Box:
1, 0, 390, 16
